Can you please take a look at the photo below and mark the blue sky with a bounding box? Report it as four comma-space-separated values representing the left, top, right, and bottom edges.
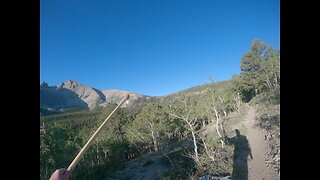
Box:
40, 0, 279, 96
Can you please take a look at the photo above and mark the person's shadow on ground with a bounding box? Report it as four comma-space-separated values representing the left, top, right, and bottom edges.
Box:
224, 129, 253, 180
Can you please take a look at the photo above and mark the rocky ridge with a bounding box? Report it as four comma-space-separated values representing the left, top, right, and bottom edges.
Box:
40, 80, 219, 112
40, 80, 155, 111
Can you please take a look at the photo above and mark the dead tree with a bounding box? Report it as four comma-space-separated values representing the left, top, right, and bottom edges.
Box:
169, 112, 199, 163
168, 97, 200, 163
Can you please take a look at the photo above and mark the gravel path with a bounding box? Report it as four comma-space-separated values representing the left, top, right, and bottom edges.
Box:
245, 105, 279, 180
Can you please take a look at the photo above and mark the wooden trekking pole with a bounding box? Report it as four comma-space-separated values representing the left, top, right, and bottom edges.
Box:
67, 93, 130, 171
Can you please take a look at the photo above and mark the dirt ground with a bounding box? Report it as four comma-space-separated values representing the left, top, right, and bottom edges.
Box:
245, 105, 279, 180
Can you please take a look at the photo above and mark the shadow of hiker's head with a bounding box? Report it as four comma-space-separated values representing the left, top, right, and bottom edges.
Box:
235, 129, 241, 136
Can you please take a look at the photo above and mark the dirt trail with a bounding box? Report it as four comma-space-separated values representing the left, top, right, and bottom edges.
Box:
245, 105, 279, 180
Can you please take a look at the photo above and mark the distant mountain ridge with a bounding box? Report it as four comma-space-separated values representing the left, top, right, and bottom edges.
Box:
40, 80, 155, 111
40, 80, 221, 112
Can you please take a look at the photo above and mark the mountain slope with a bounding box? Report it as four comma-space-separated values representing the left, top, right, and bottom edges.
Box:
40, 80, 156, 111
40, 81, 88, 109
58, 80, 105, 109
40, 80, 225, 112
101, 89, 155, 107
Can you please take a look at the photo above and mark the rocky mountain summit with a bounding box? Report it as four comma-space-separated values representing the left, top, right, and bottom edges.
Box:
40, 80, 155, 111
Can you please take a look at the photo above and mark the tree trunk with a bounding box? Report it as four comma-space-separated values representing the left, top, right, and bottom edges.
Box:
191, 130, 199, 163
45, 163, 48, 176
96, 146, 99, 164
151, 130, 158, 151
254, 87, 258, 96
265, 79, 273, 91
185, 117, 199, 163
213, 107, 224, 148
202, 118, 206, 128
201, 137, 215, 161
235, 91, 241, 113
274, 73, 280, 89
168, 112, 199, 162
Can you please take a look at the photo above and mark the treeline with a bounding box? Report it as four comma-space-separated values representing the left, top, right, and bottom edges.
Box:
238, 39, 280, 101
40, 39, 280, 179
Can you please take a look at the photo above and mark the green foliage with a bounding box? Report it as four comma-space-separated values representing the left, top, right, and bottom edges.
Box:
93, 103, 129, 142
40, 38, 280, 180
240, 39, 267, 72
126, 103, 173, 151
250, 88, 280, 131
40, 104, 140, 180
40, 124, 82, 180
239, 39, 280, 101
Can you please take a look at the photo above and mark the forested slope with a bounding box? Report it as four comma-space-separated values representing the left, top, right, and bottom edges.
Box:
40, 39, 280, 180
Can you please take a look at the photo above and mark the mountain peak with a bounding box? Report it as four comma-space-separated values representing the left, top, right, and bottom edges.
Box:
58, 80, 82, 89
40, 80, 156, 111
40, 81, 49, 87
66, 80, 79, 84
